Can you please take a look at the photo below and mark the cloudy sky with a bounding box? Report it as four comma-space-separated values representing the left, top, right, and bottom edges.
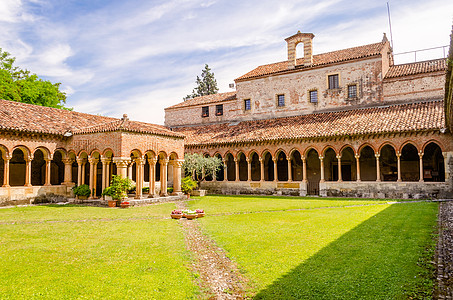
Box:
1, 0, 452, 124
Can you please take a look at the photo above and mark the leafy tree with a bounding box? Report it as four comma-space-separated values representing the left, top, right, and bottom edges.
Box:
182, 153, 222, 182
184, 64, 219, 100
0, 48, 69, 109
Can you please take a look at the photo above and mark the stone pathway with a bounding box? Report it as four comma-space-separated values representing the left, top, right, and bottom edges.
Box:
436, 200, 453, 299
177, 202, 249, 299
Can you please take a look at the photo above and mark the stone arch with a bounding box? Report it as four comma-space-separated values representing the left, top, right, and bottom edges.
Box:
68, 151, 78, 185
260, 149, 273, 159
0, 145, 9, 186
358, 143, 377, 154
359, 145, 377, 181
10, 147, 27, 186
401, 143, 420, 181
274, 148, 287, 159
303, 146, 320, 158
422, 140, 445, 152
276, 151, 288, 181
399, 140, 420, 153
249, 151, 260, 181
422, 142, 445, 182
262, 151, 274, 181
89, 148, 103, 157
379, 144, 397, 181
237, 152, 248, 181
90, 151, 102, 196
339, 146, 356, 181
214, 153, 224, 181
77, 151, 89, 186
321, 145, 337, 156
323, 147, 337, 181
51, 149, 65, 185
305, 148, 320, 195
34, 146, 52, 160
31, 148, 46, 186
102, 148, 115, 157
225, 152, 235, 181
290, 149, 303, 181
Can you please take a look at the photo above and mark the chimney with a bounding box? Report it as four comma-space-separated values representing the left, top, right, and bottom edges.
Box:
285, 31, 315, 69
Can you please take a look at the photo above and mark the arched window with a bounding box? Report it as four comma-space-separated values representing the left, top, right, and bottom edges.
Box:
423, 142, 445, 182
276, 151, 288, 181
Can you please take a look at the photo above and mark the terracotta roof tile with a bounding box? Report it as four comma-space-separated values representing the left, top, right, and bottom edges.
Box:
385, 58, 447, 79
174, 101, 444, 146
235, 41, 387, 81
0, 99, 183, 138
166, 92, 236, 110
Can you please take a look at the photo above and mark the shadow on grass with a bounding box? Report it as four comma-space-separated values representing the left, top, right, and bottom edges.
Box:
254, 203, 437, 299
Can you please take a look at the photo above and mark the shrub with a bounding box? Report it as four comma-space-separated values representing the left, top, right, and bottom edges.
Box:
167, 187, 174, 193
72, 184, 91, 197
142, 186, 149, 193
181, 176, 197, 195
102, 186, 115, 197
109, 175, 134, 200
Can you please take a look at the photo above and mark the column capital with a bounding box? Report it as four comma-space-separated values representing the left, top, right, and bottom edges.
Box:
76, 157, 86, 165
319, 156, 324, 161
113, 157, 131, 168
88, 157, 98, 164
233, 158, 238, 163
336, 155, 341, 160
3, 154, 12, 161
62, 158, 74, 165
173, 159, 184, 168
148, 157, 158, 165
259, 158, 264, 163
100, 157, 111, 164
159, 158, 169, 165
375, 153, 380, 159
246, 158, 250, 163
418, 151, 424, 158
44, 158, 52, 163
396, 152, 401, 158
25, 155, 33, 162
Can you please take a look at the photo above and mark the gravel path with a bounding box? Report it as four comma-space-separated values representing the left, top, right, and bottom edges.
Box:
436, 200, 453, 299
178, 202, 249, 299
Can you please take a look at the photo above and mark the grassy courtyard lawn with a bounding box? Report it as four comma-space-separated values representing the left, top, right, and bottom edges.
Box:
0, 203, 199, 299
190, 196, 437, 299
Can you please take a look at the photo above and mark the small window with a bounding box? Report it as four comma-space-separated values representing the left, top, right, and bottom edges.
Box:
244, 99, 251, 111
277, 94, 285, 107
328, 74, 339, 89
202, 106, 209, 117
215, 104, 223, 116
309, 90, 318, 103
348, 84, 357, 99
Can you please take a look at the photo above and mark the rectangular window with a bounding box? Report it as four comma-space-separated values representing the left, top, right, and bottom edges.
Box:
328, 74, 339, 89
277, 94, 285, 107
215, 104, 223, 116
244, 99, 251, 111
309, 90, 318, 103
348, 84, 357, 99
202, 106, 209, 117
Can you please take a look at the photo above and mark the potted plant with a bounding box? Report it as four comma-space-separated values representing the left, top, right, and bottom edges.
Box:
196, 209, 205, 218
102, 186, 114, 201
108, 175, 134, 207
171, 209, 183, 219
181, 176, 197, 199
185, 210, 198, 220
120, 201, 130, 208
72, 184, 91, 201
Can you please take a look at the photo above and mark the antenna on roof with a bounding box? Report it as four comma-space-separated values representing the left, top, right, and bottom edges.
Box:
386, 2, 394, 50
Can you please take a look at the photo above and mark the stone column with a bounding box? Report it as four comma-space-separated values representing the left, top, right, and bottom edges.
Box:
419, 151, 424, 182
44, 158, 52, 186
25, 155, 33, 187
105, 161, 111, 187
127, 163, 133, 180
302, 156, 307, 182
259, 158, 264, 182
62, 158, 73, 186
81, 162, 86, 184
246, 158, 251, 181
213, 166, 217, 182
76, 158, 84, 186
160, 158, 168, 196
273, 158, 278, 182
336, 155, 342, 182
355, 154, 361, 182
101, 157, 110, 192
288, 159, 292, 182
223, 163, 228, 181
88, 157, 98, 198
113, 157, 130, 178
148, 158, 157, 197
2, 154, 11, 187
319, 156, 325, 183
234, 158, 239, 181
135, 158, 145, 199
173, 160, 184, 194
375, 154, 381, 182
396, 152, 402, 182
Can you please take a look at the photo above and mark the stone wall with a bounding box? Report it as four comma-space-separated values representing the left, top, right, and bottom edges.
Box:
200, 181, 306, 196
0, 185, 70, 206
383, 71, 446, 102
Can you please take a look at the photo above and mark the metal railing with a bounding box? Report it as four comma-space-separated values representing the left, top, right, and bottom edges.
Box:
393, 45, 449, 63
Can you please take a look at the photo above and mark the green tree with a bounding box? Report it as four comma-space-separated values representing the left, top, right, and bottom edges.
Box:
182, 153, 222, 182
184, 64, 219, 100
0, 48, 69, 109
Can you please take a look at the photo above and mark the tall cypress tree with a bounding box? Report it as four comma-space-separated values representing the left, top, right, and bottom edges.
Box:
184, 64, 219, 100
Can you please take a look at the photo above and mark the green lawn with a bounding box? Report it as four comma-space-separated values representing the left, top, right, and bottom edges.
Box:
0, 197, 437, 299
0, 203, 199, 299
189, 196, 437, 299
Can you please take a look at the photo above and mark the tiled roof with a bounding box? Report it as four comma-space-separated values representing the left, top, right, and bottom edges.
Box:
166, 92, 236, 110
235, 41, 387, 81
385, 58, 447, 79
174, 101, 444, 146
0, 99, 183, 138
